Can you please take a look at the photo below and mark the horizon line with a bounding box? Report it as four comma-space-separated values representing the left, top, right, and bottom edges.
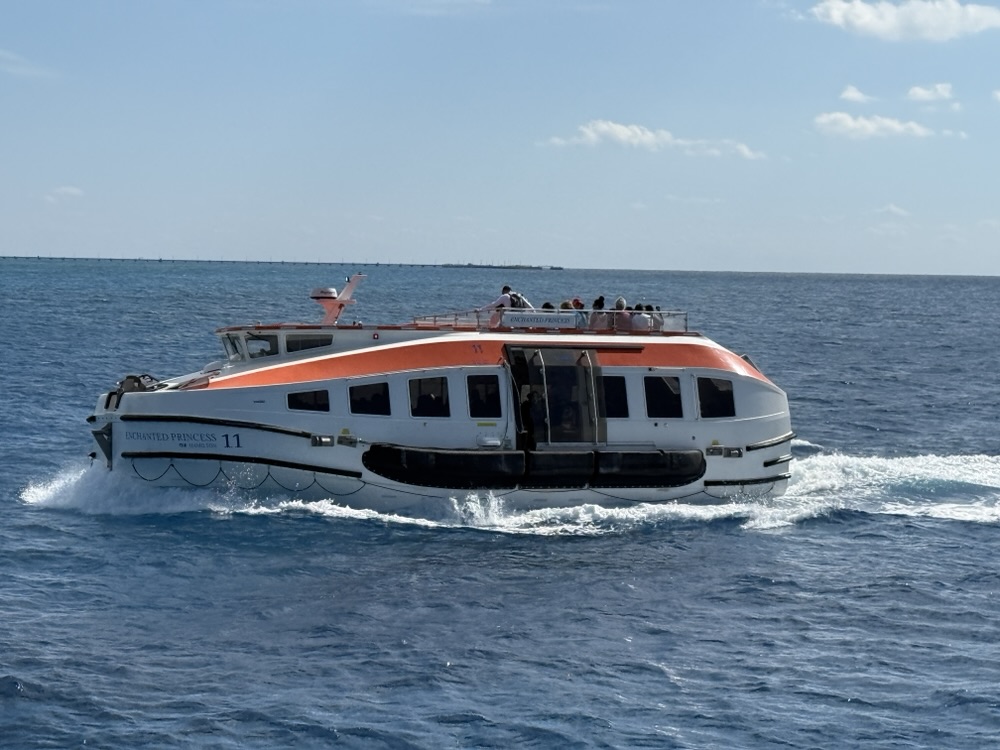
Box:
1, 255, 997, 279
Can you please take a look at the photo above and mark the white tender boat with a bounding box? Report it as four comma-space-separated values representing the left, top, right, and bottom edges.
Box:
87, 275, 794, 513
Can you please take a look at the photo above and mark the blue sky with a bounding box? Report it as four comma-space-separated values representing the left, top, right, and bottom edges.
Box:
3, 0, 1000, 274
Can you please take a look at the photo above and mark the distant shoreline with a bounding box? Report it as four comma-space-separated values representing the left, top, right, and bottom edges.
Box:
441, 262, 564, 271
0, 256, 563, 271
2, 255, 996, 279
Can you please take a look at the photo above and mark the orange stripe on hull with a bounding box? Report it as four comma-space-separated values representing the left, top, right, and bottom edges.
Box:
205, 336, 769, 389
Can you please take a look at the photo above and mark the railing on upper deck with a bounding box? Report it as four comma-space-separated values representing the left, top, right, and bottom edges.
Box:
410, 308, 689, 333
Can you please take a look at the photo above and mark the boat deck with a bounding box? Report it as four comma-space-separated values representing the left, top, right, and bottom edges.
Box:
217, 308, 689, 335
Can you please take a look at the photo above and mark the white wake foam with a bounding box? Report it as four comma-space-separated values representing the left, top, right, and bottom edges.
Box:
20, 462, 226, 515
785, 452, 1000, 524
19, 452, 1000, 531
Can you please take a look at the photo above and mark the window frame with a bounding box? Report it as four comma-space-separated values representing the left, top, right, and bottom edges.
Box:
643, 375, 684, 419
697, 377, 736, 419
466, 374, 502, 419
599, 375, 630, 419
286, 333, 334, 353
287, 389, 330, 413
409, 376, 451, 418
349, 381, 392, 416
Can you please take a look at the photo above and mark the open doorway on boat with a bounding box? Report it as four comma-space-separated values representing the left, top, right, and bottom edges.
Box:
505, 346, 604, 449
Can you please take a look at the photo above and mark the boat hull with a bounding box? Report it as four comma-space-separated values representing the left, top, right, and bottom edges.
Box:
96, 418, 791, 514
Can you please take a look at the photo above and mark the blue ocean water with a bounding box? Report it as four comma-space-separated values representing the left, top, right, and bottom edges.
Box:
3, 257, 1000, 748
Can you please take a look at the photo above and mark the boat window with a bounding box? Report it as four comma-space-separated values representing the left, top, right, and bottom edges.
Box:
599, 375, 629, 418
467, 374, 502, 419
698, 377, 736, 418
247, 334, 279, 358
644, 376, 683, 418
287, 389, 330, 412
223, 334, 244, 361
287, 333, 333, 353
350, 382, 391, 416
410, 377, 450, 418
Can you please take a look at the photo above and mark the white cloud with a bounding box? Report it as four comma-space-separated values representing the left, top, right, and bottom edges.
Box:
45, 186, 84, 204
547, 119, 765, 159
0, 48, 54, 78
993, 90, 1000, 101
815, 111, 934, 138
908, 82, 953, 101
811, 0, 1000, 41
877, 203, 911, 216
841, 84, 876, 102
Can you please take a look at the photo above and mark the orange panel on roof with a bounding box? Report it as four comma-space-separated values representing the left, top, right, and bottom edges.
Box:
205, 336, 769, 389
596, 342, 769, 382
206, 338, 506, 389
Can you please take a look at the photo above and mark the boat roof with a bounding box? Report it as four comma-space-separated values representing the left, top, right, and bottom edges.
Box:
216, 274, 691, 337
163, 278, 774, 391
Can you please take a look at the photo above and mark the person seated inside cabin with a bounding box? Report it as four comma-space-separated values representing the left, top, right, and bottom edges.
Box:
521, 390, 547, 445
413, 392, 449, 417
553, 405, 579, 441
247, 334, 279, 358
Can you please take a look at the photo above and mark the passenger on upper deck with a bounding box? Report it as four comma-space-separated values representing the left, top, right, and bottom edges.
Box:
479, 285, 533, 312
589, 296, 611, 330
480, 285, 511, 311
479, 285, 533, 327
612, 296, 631, 332
648, 304, 664, 332
631, 305, 652, 331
